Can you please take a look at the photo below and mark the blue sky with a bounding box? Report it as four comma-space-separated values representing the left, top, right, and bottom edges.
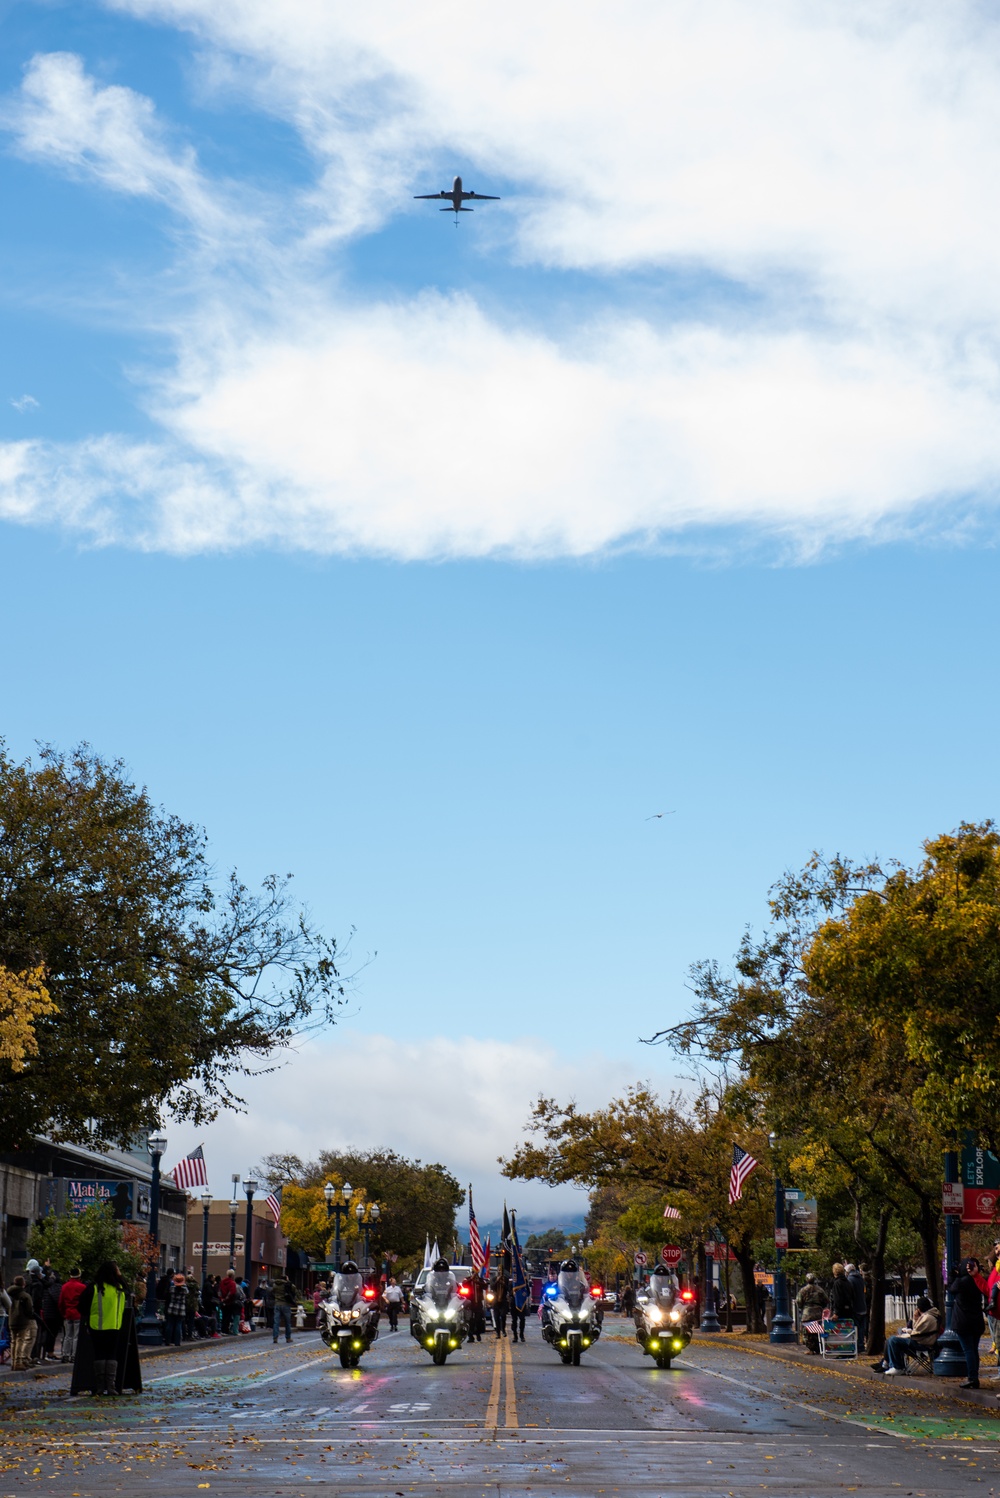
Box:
2, 2, 999, 1217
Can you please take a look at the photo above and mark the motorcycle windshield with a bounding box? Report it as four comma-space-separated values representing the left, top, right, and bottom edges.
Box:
333, 1273, 363, 1309
557, 1271, 586, 1308
649, 1274, 676, 1306
426, 1271, 457, 1306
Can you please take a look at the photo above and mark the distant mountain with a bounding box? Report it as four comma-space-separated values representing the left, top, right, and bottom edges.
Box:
466, 1214, 587, 1243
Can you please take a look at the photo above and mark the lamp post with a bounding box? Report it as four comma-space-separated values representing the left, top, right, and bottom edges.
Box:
137, 1132, 168, 1345
355, 1201, 381, 1272
699, 1234, 722, 1334
243, 1176, 258, 1289
933, 1148, 967, 1377
228, 1174, 240, 1271
768, 1133, 795, 1343
324, 1181, 353, 1270
200, 1189, 212, 1291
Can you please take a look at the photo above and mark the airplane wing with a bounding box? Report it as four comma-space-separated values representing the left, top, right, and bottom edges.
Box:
463, 192, 500, 201
414, 191, 447, 199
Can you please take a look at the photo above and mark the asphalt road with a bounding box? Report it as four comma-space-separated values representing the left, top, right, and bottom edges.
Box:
2, 1320, 1000, 1497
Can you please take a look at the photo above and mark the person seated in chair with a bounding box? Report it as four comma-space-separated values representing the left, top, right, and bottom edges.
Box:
874, 1296, 941, 1375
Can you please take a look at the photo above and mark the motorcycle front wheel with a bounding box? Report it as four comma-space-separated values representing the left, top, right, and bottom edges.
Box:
654, 1354, 673, 1369
338, 1343, 358, 1368
432, 1345, 448, 1365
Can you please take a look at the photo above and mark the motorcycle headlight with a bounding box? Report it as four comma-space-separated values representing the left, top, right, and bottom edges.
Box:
444, 1307, 457, 1320
352, 1306, 361, 1319
647, 1307, 662, 1323
669, 1310, 681, 1322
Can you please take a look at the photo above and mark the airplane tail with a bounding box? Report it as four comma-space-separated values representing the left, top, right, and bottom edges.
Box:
441, 206, 473, 212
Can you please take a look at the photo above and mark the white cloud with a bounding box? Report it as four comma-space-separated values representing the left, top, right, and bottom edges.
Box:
165, 1030, 644, 1224
10, 395, 39, 413
4, 6, 1000, 556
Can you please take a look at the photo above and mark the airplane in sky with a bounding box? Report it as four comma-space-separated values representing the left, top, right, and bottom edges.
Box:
414, 176, 500, 216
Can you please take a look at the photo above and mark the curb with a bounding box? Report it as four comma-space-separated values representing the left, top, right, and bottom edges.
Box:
693, 1332, 1000, 1414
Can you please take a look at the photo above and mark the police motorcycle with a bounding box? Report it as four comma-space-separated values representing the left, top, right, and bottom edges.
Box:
540, 1259, 603, 1365
318, 1261, 381, 1367
410, 1258, 472, 1365
633, 1263, 693, 1368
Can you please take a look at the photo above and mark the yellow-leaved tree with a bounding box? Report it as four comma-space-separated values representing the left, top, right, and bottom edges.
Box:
0, 964, 56, 1071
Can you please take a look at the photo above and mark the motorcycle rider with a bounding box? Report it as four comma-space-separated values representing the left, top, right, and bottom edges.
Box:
331, 1261, 367, 1314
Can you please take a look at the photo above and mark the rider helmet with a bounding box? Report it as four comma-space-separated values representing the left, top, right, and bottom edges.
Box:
340, 1260, 359, 1274
433, 1258, 450, 1271
559, 1259, 578, 1273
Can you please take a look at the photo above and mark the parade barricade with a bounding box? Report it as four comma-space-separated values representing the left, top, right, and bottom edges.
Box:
818, 1317, 857, 1358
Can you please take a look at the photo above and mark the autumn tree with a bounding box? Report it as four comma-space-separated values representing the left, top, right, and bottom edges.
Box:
0, 742, 349, 1150
502, 1086, 774, 1329
261, 1148, 463, 1269
0, 963, 55, 1069
646, 831, 1000, 1316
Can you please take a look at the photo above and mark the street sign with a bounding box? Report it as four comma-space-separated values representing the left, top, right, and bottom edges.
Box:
704, 1241, 716, 1259
963, 1187, 999, 1223
774, 1227, 789, 1250
942, 1181, 964, 1216
634, 1251, 648, 1267
662, 1245, 683, 1268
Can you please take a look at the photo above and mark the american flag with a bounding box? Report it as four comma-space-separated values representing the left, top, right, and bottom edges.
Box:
468, 1187, 485, 1274
729, 1143, 759, 1204
170, 1146, 208, 1191
803, 1320, 825, 1335
481, 1232, 491, 1280
663, 1204, 681, 1219
266, 1190, 282, 1227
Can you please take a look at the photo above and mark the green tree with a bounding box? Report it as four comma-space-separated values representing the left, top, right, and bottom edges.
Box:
0, 743, 348, 1149
524, 1230, 567, 1253
261, 1148, 464, 1270
27, 1202, 147, 1283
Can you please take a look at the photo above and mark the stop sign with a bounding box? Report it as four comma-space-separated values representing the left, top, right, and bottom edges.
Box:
661, 1245, 683, 1268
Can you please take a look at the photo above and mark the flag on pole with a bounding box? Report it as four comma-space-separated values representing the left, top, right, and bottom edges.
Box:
802, 1320, 825, 1335
509, 1210, 529, 1311
170, 1146, 208, 1191
729, 1144, 759, 1204
266, 1189, 282, 1227
430, 1238, 440, 1264
423, 1236, 432, 1270
481, 1232, 491, 1281
663, 1204, 681, 1219
468, 1187, 485, 1274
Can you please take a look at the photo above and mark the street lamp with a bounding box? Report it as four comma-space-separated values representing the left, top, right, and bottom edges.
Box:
355, 1200, 381, 1272
229, 1173, 240, 1271
933, 1148, 967, 1377
200, 1189, 213, 1291
243, 1176, 258, 1288
768, 1133, 795, 1344
324, 1181, 353, 1270
138, 1133, 168, 1345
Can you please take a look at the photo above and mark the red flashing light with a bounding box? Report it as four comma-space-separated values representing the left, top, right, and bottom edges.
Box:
589, 1285, 603, 1299
362, 1286, 377, 1300
680, 1290, 695, 1302
457, 1282, 472, 1298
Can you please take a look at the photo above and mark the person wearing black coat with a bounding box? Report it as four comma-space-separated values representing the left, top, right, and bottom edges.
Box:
947, 1257, 986, 1388
829, 1264, 855, 1321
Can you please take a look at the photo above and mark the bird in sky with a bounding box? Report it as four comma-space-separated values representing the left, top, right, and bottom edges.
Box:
645, 811, 676, 820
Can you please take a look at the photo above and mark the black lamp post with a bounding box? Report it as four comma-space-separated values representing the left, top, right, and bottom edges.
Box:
768, 1133, 795, 1343
200, 1189, 212, 1291
137, 1132, 168, 1345
324, 1181, 353, 1270
355, 1200, 381, 1271
933, 1149, 968, 1377
243, 1176, 258, 1289
699, 1235, 722, 1334
228, 1174, 239, 1271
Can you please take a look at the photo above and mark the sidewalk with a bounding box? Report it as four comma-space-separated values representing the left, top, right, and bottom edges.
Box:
693, 1331, 1000, 1414
0, 1327, 282, 1382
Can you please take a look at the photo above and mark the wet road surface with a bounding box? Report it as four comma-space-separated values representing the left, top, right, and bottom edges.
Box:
1, 1322, 999, 1496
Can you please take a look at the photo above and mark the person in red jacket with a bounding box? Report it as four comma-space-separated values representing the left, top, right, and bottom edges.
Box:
58, 1269, 87, 1364
219, 1272, 241, 1335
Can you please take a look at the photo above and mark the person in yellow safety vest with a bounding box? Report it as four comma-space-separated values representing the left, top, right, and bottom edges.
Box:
78, 1262, 127, 1396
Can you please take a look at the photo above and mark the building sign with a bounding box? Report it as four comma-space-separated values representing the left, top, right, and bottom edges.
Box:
961, 1142, 1000, 1190
774, 1227, 789, 1250
193, 1239, 244, 1256
63, 1179, 147, 1220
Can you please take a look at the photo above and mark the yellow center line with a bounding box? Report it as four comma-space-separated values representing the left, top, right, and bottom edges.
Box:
484, 1339, 503, 1430
503, 1335, 518, 1429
